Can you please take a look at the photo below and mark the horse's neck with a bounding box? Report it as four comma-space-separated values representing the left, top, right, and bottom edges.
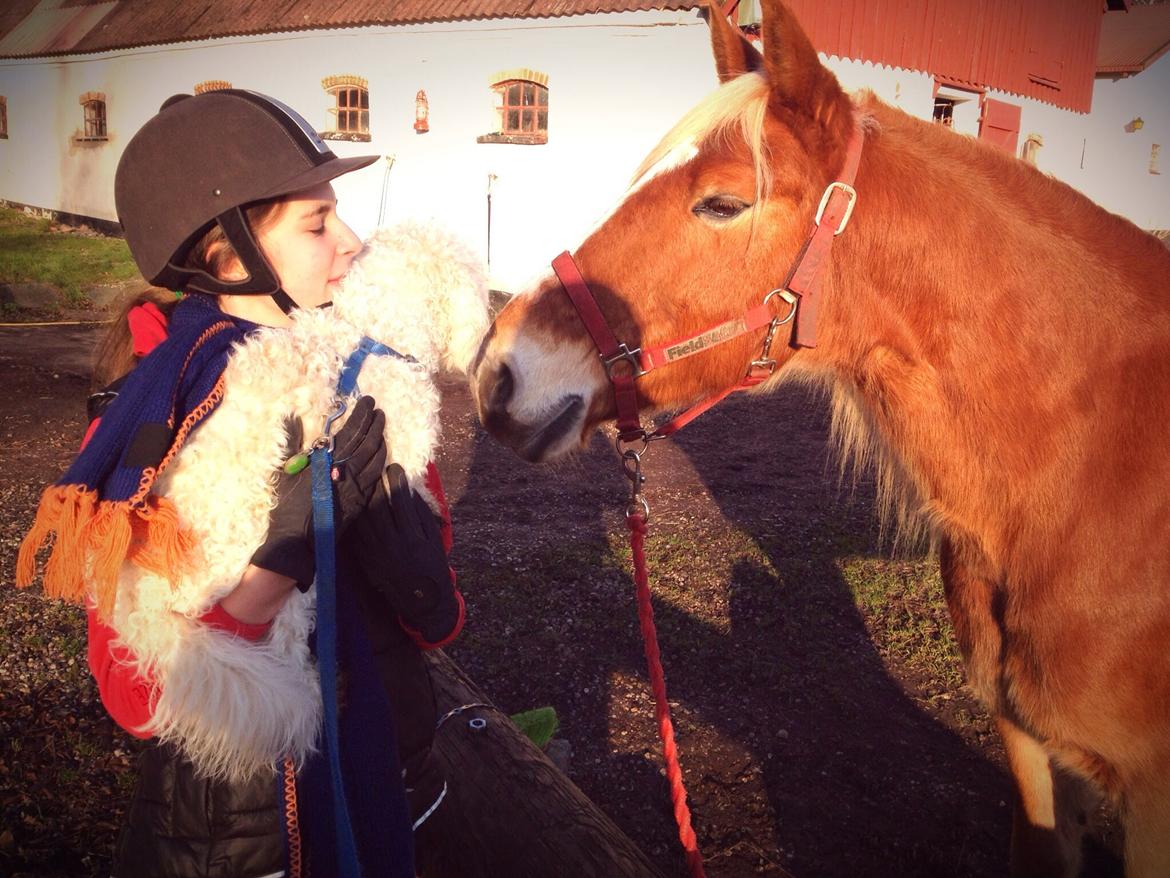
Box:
804, 104, 1170, 563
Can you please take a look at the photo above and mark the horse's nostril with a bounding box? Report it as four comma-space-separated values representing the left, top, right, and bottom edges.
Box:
493, 362, 514, 409
478, 360, 514, 415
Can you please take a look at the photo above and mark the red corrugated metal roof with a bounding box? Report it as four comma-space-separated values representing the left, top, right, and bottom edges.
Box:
0, 0, 699, 58
0, 0, 1109, 114
783, 0, 1103, 113
1097, 4, 1170, 73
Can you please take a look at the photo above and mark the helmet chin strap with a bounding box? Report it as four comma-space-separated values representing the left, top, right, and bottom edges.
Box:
170, 206, 299, 315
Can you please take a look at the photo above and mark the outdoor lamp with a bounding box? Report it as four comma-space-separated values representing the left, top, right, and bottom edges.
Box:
414, 90, 429, 133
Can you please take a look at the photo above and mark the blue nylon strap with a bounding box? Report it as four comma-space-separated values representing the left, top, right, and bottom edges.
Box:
337, 335, 418, 399
305, 334, 415, 876
310, 447, 362, 877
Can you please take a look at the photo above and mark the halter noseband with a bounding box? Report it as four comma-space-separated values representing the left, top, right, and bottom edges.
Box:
552, 117, 865, 446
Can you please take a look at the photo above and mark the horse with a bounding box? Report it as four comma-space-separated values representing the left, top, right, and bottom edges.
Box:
470, 1, 1170, 875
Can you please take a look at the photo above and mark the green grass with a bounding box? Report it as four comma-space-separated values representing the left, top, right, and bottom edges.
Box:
838, 556, 965, 690
0, 206, 138, 301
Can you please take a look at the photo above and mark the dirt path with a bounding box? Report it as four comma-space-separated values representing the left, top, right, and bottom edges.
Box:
1, 324, 1122, 876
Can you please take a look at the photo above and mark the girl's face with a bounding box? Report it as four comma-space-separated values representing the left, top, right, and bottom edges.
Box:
218, 180, 362, 326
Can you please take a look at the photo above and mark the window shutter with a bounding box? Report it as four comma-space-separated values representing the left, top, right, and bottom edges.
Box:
979, 98, 1021, 155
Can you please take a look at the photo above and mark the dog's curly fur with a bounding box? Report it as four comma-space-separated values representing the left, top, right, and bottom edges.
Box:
108, 222, 490, 780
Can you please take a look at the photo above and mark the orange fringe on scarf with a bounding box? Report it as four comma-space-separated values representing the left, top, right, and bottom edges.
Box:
15, 485, 196, 621
14, 374, 224, 621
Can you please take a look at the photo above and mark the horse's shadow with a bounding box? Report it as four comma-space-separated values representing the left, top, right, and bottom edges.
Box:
438, 375, 1117, 877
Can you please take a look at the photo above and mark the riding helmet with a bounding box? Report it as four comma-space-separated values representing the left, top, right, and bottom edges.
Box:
115, 89, 378, 309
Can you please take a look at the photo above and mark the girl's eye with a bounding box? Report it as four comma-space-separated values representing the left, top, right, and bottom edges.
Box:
310, 225, 326, 236
692, 195, 750, 221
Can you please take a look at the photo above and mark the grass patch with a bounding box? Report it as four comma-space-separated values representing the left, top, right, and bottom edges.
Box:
838, 556, 964, 690
0, 207, 138, 300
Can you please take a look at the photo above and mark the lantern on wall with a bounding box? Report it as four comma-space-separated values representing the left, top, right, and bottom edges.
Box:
414, 90, 429, 133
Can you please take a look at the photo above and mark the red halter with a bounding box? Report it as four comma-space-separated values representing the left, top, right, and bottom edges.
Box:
552, 117, 864, 445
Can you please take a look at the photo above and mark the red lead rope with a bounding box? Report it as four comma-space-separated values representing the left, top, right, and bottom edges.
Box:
554, 118, 865, 878
627, 512, 706, 878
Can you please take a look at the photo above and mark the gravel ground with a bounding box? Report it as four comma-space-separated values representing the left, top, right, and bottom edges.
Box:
1, 322, 1123, 877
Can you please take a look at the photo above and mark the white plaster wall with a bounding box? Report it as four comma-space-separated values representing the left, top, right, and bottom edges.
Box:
823, 55, 936, 122
0, 11, 718, 291
1069, 55, 1170, 230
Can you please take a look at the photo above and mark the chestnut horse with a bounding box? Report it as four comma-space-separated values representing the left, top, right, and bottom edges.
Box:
472, 1, 1170, 875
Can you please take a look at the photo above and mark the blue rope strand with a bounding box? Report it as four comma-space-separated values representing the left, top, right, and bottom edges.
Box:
337, 336, 417, 399
311, 447, 362, 877
307, 334, 414, 877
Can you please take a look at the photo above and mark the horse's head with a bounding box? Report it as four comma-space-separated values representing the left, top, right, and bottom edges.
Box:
473, 0, 857, 462
336, 222, 490, 375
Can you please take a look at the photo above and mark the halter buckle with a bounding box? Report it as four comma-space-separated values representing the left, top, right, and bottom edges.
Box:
814, 181, 858, 236
601, 343, 647, 379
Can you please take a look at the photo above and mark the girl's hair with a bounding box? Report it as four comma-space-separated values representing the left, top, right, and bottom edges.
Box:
92, 199, 286, 390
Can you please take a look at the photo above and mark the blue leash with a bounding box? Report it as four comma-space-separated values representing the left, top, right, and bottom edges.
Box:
337, 336, 417, 398
309, 335, 415, 878
310, 446, 360, 876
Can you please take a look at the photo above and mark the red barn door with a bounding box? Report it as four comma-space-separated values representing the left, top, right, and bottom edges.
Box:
980, 98, 1022, 155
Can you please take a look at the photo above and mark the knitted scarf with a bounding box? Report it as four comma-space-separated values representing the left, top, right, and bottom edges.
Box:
17, 294, 255, 620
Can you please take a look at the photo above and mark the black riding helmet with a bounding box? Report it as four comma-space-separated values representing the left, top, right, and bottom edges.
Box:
115, 89, 378, 313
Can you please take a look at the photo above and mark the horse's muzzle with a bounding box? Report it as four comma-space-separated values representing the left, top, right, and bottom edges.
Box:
474, 357, 584, 462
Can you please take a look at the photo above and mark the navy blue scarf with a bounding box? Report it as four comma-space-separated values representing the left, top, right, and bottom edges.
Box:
17, 294, 255, 619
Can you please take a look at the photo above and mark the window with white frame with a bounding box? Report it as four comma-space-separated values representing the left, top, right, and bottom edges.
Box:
321, 75, 370, 141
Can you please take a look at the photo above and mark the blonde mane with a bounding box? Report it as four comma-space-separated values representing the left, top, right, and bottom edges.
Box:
634, 76, 925, 552
631, 72, 774, 204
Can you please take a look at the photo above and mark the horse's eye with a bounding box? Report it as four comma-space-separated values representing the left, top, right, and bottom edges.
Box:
693, 195, 750, 221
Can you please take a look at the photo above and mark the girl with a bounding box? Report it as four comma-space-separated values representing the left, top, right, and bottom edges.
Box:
17, 90, 461, 878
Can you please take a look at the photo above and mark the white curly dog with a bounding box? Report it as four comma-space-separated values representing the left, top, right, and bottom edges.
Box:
109, 222, 490, 779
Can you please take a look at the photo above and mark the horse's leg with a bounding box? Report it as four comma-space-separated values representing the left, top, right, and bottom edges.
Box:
939, 537, 1087, 877
998, 717, 1086, 878
1122, 772, 1170, 877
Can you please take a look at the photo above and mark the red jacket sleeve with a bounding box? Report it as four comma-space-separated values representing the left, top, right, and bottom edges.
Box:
87, 604, 272, 737
86, 606, 157, 738
424, 461, 454, 555
402, 463, 464, 650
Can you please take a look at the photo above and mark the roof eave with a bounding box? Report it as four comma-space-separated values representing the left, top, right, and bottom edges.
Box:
0, 7, 702, 60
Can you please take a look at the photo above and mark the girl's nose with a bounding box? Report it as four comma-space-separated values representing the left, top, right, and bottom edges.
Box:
337, 221, 361, 256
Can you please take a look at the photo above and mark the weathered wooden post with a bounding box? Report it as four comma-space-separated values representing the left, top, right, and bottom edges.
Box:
415, 650, 668, 878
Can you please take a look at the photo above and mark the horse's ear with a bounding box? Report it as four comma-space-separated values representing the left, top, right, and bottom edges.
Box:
760, 0, 848, 126
704, 0, 765, 83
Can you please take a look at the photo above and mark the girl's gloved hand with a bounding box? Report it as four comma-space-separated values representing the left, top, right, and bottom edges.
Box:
250, 395, 388, 589
354, 463, 463, 647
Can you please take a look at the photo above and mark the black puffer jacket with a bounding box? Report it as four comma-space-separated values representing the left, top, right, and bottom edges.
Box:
111, 601, 443, 878
112, 743, 285, 878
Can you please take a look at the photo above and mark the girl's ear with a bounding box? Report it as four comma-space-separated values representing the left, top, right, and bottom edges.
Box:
213, 247, 248, 282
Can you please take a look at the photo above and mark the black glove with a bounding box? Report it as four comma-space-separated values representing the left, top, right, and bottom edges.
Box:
250, 396, 388, 588
353, 463, 462, 646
